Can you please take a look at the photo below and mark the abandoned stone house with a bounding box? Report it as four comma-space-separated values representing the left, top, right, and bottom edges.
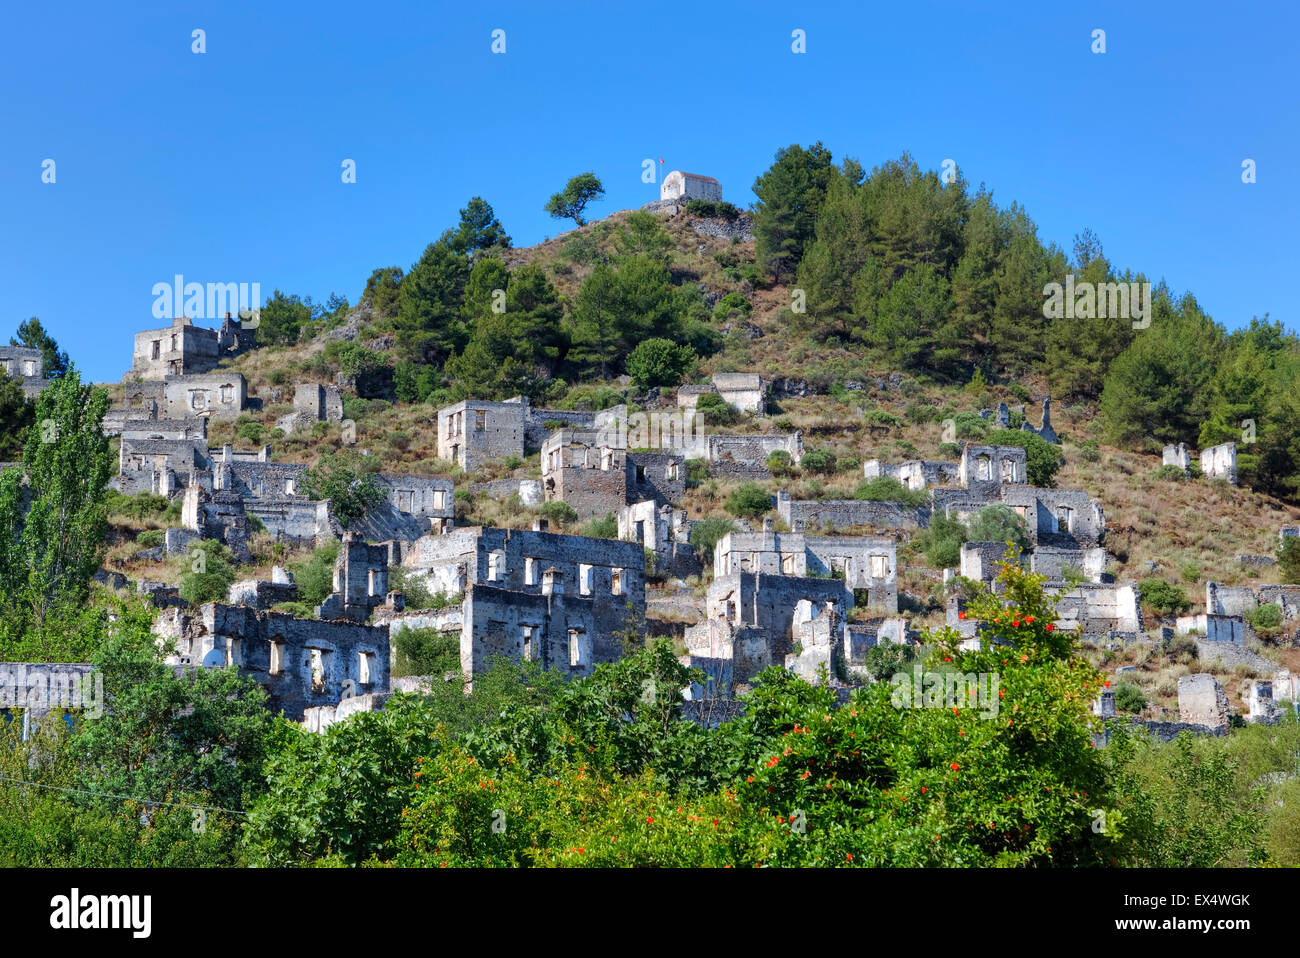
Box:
540, 427, 684, 519
713, 525, 898, 613
1200, 441, 1238, 484
0, 345, 47, 399
660, 171, 722, 203
110, 374, 249, 428
677, 373, 767, 416
617, 499, 700, 578
435, 396, 627, 470
316, 535, 394, 622
130, 315, 254, 380
683, 571, 853, 693
396, 521, 647, 681
276, 382, 344, 435
152, 602, 388, 721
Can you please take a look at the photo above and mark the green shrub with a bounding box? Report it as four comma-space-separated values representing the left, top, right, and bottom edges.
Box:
953, 411, 989, 440
966, 505, 1031, 553
1008, 383, 1032, 403
685, 458, 709, 486
538, 501, 579, 525
1248, 603, 1284, 637
626, 338, 697, 390
695, 392, 741, 426
985, 429, 1063, 487
1279, 535, 1300, 584
913, 512, 967, 568
393, 627, 461, 678
177, 540, 237, 606
688, 517, 735, 560
136, 529, 164, 548
1114, 682, 1146, 713
800, 448, 836, 475
861, 642, 917, 682
1076, 440, 1102, 463
1154, 464, 1186, 482
853, 476, 926, 509
766, 450, 795, 476
293, 540, 341, 608
938, 442, 963, 459
686, 199, 741, 220
582, 513, 619, 539
725, 482, 772, 519
712, 292, 752, 320
905, 403, 941, 424
1139, 578, 1191, 615
238, 421, 265, 444
863, 409, 902, 429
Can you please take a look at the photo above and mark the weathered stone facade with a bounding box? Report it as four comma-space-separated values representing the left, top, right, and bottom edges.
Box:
0, 345, 48, 399
540, 427, 684, 519
129, 315, 254, 379
1200, 441, 1237, 484
714, 526, 897, 612
1177, 673, 1230, 729
153, 603, 388, 721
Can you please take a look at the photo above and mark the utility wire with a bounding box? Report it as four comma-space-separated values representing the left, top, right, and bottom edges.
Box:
0, 773, 247, 816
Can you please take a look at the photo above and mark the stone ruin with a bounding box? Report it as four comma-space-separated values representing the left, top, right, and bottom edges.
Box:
276, 383, 344, 435
0, 345, 49, 399
1178, 673, 1230, 729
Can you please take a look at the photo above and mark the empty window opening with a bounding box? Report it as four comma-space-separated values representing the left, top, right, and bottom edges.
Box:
269, 639, 284, 675
569, 629, 587, 668
310, 649, 326, 691
358, 651, 373, 686
612, 569, 623, 595
525, 557, 537, 585
578, 564, 593, 595
475, 410, 486, 431
870, 554, 888, 579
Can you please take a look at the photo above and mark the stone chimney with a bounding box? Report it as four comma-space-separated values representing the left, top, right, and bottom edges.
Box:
541, 566, 563, 596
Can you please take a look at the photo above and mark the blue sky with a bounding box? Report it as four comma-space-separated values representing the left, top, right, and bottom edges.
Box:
1, 0, 1294, 384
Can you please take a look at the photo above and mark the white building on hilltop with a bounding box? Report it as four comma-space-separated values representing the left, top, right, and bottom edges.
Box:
661, 171, 722, 203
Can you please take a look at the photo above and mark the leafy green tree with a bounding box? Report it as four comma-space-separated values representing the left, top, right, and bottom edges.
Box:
11, 317, 68, 377
1100, 294, 1221, 447
257, 290, 311, 345
566, 255, 682, 377
625, 338, 696, 390
0, 376, 34, 458
544, 172, 604, 227
394, 240, 471, 366
1113, 682, 1145, 713
362, 266, 404, 317
300, 450, 385, 529
393, 626, 461, 677
752, 142, 837, 280
0, 368, 112, 637
74, 603, 273, 819
984, 428, 1062, 487
966, 504, 1031, 552
292, 540, 340, 607
446, 196, 511, 257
